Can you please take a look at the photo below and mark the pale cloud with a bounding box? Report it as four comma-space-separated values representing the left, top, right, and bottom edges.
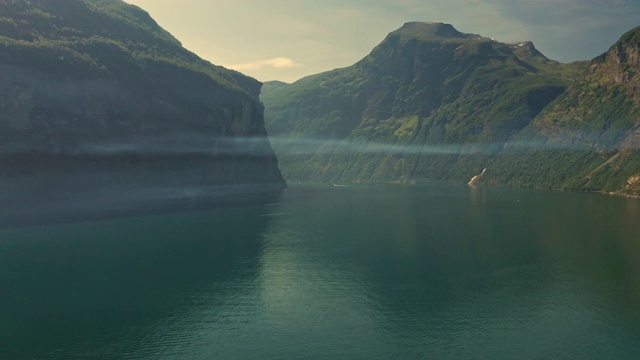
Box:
226, 57, 303, 71
124, 0, 640, 82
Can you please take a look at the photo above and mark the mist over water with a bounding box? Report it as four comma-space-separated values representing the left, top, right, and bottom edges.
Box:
0, 133, 286, 227
3, 129, 634, 158
1, 129, 627, 227
267, 134, 635, 156
2, 123, 635, 227
1, 134, 278, 157
0, 177, 284, 228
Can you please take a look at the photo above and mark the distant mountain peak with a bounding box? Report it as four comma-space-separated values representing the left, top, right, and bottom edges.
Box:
587, 25, 640, 84
608, 26, 640, 68
392, 22, 469, 41
506, 41, 535, 49
403, 22, 463, 37
617, 25, 640, 47
506, 41, 547, 60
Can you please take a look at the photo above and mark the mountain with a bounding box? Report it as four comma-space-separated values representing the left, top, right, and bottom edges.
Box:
486, 26, 640, 195
261, 22, 588, 184
0, 0, 285, 218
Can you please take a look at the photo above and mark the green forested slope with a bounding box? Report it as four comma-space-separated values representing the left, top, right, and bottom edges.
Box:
486, 26, 640, 195
262, 22, 587, 184
0, 0, 255, 93
0, 0, 285, 198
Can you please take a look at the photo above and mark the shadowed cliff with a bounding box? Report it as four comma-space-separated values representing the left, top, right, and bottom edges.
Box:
0, 0, 286, 223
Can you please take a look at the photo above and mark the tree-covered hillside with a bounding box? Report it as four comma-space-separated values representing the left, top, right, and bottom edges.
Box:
0, 0, 285, 211
262, 22, 587, 184
0, 0, 256, 94
486, 26, 640, 196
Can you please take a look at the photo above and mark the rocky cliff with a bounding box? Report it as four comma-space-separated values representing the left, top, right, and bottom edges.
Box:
486, 26, 640, 195
0, 0, 285, 219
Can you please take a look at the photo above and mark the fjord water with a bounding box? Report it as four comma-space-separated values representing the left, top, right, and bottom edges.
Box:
2, 185, 640, 359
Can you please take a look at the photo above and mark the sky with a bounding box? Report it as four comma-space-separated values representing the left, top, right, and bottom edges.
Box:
124, 0, 640, 83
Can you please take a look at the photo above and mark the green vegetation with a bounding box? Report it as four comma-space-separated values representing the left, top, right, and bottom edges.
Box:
262, 22, 589, 185
486, 25, 640, 195
263, 22, 640, 196
0, 0, 285, 189
0, 0, 257, 95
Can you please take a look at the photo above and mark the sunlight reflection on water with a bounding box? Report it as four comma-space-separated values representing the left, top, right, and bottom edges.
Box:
1, 185, 640, 359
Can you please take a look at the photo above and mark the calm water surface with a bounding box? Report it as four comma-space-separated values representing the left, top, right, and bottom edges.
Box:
2, 184, 640, 359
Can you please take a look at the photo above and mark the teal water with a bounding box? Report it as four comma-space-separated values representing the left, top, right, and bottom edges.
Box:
2, 184, 640, 359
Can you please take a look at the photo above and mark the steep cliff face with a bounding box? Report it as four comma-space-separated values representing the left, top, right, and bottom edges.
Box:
487, 26, 640, 195
0, 0, 285, 215
262, 22, 587, 183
